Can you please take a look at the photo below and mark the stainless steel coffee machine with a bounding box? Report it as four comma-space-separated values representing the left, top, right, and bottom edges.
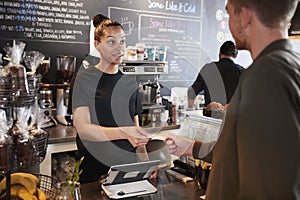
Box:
55, 55, 76, 125
138, 77, 165, 126
139, 79, 159, 105
119, 60, 168, 126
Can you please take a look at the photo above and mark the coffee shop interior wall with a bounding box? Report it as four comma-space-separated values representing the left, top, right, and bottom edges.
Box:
0, 0, 252, 88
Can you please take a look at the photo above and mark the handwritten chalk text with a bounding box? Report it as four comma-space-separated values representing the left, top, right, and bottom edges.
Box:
148, 0, 196, 14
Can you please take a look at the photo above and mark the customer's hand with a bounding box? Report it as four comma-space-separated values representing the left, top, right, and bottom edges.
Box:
164, 133, 195, 156
149, 170, 158, 179
122, 126, 150, 147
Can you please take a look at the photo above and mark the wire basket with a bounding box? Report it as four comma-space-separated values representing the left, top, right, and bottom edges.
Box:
11, 129, 49, 169
0, 75, 41, 108
0, 137, 13, 172
0, 131, 49, 171
33, 129, 49, 164
35, 174, 57, 200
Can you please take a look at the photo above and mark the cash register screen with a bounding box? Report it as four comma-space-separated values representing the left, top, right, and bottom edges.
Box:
104, 160, 160, 185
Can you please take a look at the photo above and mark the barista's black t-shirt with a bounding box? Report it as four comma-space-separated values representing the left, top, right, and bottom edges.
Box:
72, 67, 142, 183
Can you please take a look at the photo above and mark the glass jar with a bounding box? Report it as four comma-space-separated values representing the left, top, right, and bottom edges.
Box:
55, 181, 81, 200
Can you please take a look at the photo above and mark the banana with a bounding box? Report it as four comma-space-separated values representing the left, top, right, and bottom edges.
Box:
36, 188, 48, 200
0, 172, 38, 194
21, 173, 39, 185
10, 184, 38, 200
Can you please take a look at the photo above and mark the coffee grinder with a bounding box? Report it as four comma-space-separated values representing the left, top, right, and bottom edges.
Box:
55, 55, 76, 125
34, 55, 57, 128
38, 89, 57, 128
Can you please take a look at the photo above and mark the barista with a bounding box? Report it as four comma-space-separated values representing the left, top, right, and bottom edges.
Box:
72, 19, 150, 183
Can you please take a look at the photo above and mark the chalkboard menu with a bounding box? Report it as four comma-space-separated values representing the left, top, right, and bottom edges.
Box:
0, 0, 90, 41
0, 0, 230, 86
0, 0, 93, 82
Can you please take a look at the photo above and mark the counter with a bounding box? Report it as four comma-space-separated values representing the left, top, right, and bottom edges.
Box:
40, 121, 205, 199
40, 122, 180, 176
79, 169, 205, 200
46, 122, 180, 144
47, 125, 77, 144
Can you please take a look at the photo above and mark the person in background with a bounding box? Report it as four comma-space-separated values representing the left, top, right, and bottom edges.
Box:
72, 19, 150, 183
187, 40, 244, 109
165, 0, 300, 199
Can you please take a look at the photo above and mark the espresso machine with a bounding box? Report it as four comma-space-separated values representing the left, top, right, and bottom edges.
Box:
140, 79, 159, 105
55, 55, 76, 125
119, 60, 168, 126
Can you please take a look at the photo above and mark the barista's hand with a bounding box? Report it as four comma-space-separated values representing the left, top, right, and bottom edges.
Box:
164, 133, 195, 156
122, 126, 150, 147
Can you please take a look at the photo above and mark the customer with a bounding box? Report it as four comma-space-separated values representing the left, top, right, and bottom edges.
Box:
72, 19, 150, 183
187, 40, 244, 109
165, 0, 300, 199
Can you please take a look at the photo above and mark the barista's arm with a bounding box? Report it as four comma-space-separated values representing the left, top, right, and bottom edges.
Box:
73, 106, 149, 147
132, 114, 150, 161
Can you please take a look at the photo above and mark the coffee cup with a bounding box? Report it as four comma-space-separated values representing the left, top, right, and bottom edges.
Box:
127, 46, 137, 60
158, 46, 167, 61
136, 43, 145, 60
146, 47, 156, 61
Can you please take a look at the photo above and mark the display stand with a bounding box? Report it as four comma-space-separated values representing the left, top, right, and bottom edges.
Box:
0, 75, 49, 199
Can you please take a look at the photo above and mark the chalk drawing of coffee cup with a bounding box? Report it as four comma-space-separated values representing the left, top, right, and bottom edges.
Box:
121, 21, 134, 35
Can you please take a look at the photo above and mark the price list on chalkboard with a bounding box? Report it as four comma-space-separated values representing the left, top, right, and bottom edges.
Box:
0, 0, 234, 85
0, 0, 91, 43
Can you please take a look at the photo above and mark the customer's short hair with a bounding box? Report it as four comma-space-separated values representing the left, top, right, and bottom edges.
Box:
219, 40, 238, 57
229, 0, 298, 28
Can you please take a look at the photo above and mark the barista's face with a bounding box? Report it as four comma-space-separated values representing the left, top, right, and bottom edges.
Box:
95, 26, 126, 65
